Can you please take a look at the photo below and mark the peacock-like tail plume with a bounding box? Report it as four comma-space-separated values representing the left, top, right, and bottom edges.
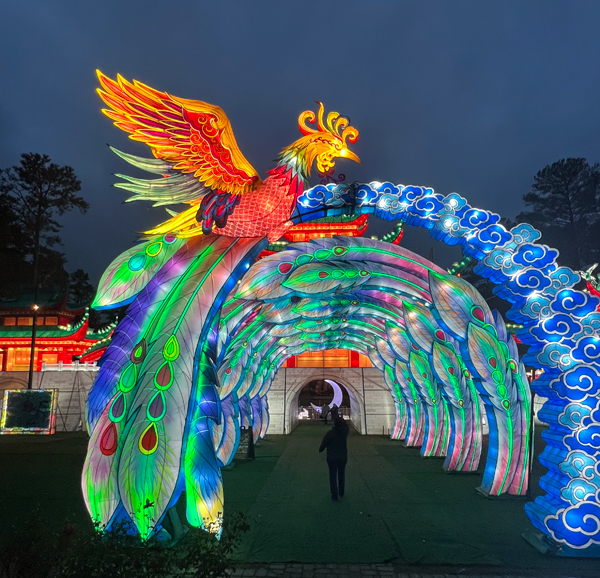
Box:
408, 348, 448, 457
83, 236, 209, 527
212, 395, 240, 467
394, 359, 425, 446
82, 234, 266, 540
383, 363, 408, 440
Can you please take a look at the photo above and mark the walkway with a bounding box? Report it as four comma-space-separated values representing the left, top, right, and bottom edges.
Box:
222, 421, 597, 577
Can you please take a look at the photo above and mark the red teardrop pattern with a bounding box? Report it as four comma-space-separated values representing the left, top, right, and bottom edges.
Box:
448, 366, 455, 375
488, 357, 498, 369
155, 361, 173, 388
278, 262, 293, 274
140, 423, 158, 454
435, 329, 446, 341
100, 423, 118, 456
318, 271, 329, 279
471, 306, 485, 322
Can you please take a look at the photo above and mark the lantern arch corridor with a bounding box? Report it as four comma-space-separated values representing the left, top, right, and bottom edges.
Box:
85, 181, 600, 555
217, 236, 532, 499
75, 68, 600, 558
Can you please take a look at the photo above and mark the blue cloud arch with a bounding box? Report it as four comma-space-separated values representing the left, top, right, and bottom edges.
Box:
296, 181, 600, 554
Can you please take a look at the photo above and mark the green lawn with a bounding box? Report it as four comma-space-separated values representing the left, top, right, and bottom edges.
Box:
0, 422, 598, 576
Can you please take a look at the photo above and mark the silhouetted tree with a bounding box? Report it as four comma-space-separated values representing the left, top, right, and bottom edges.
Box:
0, 153, 88, 296
516, 158, 600, 269
0, 192, 30, 297
68, 269, 95, 306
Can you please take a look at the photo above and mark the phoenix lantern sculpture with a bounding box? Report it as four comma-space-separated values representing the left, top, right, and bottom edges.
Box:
95, 71, 360, 241
83, 71, 600, 556
82, 72, 361, 540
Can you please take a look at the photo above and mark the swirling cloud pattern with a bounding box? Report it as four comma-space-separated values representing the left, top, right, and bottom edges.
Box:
297, 183, 353, 210
504, 268, 552, 296
513, 243, 558, 269
566, 424, 600, 455
531, 313, 582, 344
571, 336, 600, 364
559, 404, 592, 429
551, 289, 599, 317
547, 502, 600, 548
551, 366, 600, 401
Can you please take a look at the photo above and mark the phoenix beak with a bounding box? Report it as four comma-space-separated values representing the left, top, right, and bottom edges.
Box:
343, 150, 361, 165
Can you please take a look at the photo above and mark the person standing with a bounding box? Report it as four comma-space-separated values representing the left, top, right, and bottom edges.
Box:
319, 417, 350, 500
330, 404, 339, 420
321, 403, 330, 425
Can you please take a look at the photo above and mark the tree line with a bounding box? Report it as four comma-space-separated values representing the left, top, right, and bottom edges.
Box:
455, 157, 600, 316
516, 157, 600, 271
0, 153, 95, 309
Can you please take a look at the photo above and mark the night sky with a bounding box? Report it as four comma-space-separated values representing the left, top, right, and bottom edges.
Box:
3, 1, 600, 283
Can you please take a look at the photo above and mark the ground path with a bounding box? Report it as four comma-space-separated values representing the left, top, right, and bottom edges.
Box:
223, 421, 597, 576
0, 421, 598, 576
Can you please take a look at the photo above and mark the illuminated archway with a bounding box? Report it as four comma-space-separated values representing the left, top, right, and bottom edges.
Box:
290, 181, 600, 554
292, 373, 363, 433
82, 74, 598, 552
216, 237, 530, 498
84, 181, 600, 555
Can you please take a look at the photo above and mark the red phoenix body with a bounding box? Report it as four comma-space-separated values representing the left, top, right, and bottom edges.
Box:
97, 71, 360, 242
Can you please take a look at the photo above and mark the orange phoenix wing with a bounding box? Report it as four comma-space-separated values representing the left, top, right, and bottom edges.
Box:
97, 71, 261, 196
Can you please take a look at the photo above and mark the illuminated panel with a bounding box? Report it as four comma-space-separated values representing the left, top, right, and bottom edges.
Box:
0, 389, 58, 435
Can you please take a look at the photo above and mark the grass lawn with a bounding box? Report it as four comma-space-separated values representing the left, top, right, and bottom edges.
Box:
0, 421, 598, 576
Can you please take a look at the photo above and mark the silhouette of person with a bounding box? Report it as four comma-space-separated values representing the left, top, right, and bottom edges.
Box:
321, 404, 330, 425
319, 417, 350, 500
330, 404, 339, 420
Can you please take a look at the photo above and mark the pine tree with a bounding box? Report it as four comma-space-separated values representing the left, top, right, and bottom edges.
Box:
0, 153, 89, 294
517, 158, 600, 270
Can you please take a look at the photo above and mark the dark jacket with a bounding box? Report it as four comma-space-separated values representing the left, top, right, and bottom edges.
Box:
319, 418, 349, 461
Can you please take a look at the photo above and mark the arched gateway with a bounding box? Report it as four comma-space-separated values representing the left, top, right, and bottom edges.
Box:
83, 76, 600, 556
222, 237, 530, 493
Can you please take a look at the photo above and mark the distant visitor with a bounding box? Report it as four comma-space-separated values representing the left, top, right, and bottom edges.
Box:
319, 417, 350, 500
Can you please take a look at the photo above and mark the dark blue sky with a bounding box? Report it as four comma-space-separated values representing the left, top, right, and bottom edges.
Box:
3, 1, 600, 283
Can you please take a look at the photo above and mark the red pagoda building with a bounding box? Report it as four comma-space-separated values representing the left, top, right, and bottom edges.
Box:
0, 288, 114, 372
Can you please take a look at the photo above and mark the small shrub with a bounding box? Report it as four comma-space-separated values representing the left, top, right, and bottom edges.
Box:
0, 517, 61, 578
0, 512, 249, 578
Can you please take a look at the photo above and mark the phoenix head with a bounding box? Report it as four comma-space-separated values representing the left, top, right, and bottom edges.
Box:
276, 102, 360, 179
